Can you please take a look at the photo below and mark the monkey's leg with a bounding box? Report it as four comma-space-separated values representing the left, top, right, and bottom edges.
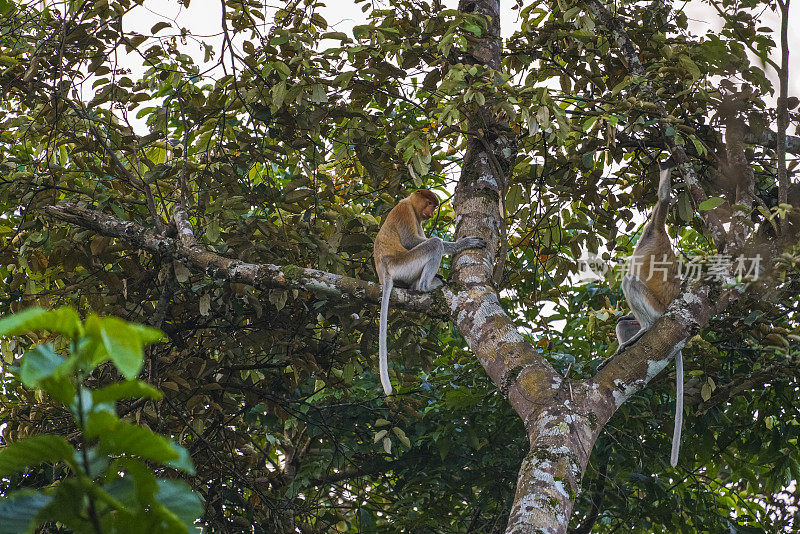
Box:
391, 238, 443, 291
621, 274, 666, 325
411, 238, 445, 291
610, 274, 667, 357
416, 255, 445, 291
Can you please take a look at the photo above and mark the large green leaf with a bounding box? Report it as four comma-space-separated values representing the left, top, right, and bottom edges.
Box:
19, 344, 75, 403
129, 323, 166, 345
0, 491, 53, 534
0, 435, 75, 477
0, 307, 82, 339
154, 480, 204, 532
92, 379, 163, 404
99, 317, 145, 379
86, 411, 180, 464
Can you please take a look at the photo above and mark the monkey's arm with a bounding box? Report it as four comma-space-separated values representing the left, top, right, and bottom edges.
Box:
399, 233, 429, 250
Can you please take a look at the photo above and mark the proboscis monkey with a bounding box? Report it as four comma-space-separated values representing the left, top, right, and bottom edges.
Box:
616, 164, 684, 467
373, 189, 486, 395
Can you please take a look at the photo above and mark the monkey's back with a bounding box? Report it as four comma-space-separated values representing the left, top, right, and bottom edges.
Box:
373, 199, 424, 276
628, 223, 680, 313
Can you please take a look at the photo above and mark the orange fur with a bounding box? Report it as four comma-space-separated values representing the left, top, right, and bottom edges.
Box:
373, 190, 439, 279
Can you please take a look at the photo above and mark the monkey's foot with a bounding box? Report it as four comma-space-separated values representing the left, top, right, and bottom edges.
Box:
596, 355, 614, 371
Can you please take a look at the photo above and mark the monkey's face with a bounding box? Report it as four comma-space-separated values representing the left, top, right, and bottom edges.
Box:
420, 200, 438, 220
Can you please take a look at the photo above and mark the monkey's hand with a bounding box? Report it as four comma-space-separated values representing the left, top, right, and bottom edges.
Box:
458, 237, 487, 249
429, 275, 445, 290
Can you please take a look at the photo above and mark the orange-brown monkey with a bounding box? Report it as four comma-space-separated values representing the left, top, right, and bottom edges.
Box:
615, 163, 684, 466
374, 189, 486, 395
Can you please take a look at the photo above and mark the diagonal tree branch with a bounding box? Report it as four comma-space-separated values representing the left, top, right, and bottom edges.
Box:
43, 203, 449, 318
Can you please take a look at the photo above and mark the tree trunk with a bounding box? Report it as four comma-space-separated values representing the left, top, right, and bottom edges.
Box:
506, 388, 601, 533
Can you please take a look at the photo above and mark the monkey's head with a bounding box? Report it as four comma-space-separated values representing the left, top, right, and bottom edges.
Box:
615, 313, 641, 344
411, 189, 440, 220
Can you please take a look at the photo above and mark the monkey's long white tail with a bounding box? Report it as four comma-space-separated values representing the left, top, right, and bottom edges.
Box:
671, 350, 684, 467
379, 277, 393, 395
658, 166, 672, 203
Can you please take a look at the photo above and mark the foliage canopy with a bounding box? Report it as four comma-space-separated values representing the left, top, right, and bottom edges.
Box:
0, 0, 798, 531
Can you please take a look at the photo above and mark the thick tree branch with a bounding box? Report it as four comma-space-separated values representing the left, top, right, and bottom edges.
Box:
448, 3, 598, 533
592, 282, 729, 414
724, 112, 757, 248
776, 0, 791, 234
43, 203, 448, 317
451, 0, 556, 428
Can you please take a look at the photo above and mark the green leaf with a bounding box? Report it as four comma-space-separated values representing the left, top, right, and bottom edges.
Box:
19, 344, 63, 386
0, 491, 53, 534
698, 197, 725, 211
154, 480, 203, 530
108, 458, 159, 506
100, 317, 145, 379
92, 380, 163, 404
0, 307, 82, 339
0, 435, 75, 477
86, 412, 180, 464
129, 324, 166, 345
463, 23, 482, 36
20, 345, 75, 404
310, 84, 328, 104
392, 427, 411, 448
166, 442, 196, 475
103, 476, 139, 510
127, 34, 147, 51
151, 22, 171, 34
272, 80, 287, 108
610, 77, 631, 96
677, 192, 692, 222
678, 54, 702, 80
